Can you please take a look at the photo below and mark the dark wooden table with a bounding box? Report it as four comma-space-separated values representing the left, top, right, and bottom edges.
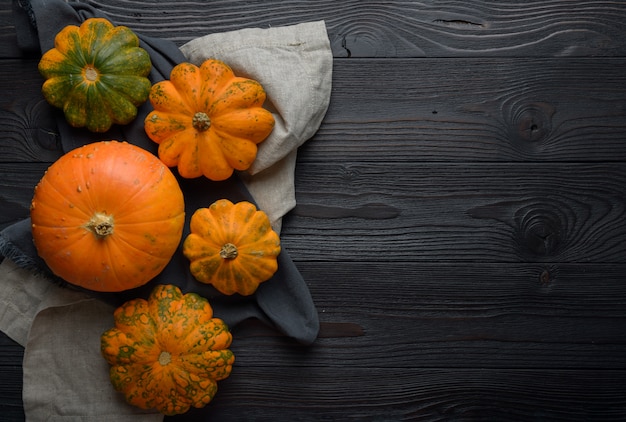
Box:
2, 1, 626, 420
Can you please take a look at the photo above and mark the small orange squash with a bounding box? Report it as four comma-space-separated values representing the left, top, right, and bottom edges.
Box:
144, 59, 275, 181
30, 141, 185, 292
183, 199, 280, 296
101, 284, 234, 416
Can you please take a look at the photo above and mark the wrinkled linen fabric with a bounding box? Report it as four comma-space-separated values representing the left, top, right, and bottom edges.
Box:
180, 21, 333, 230
0, 0, 333, 420
0, 258, 163, 421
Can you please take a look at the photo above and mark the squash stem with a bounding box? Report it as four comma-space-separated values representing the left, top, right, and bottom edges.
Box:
85, 212, 114, 239
158, 351, 172, 366
220, 243, 238, 259
192, 112, 211, 131
84, 66, 99, 82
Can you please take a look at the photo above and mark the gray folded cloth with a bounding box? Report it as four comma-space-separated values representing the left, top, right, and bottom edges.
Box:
1, 0, 332, 419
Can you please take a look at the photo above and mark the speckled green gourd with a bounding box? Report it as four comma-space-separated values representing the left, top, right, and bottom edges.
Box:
101, 284, 235, 416
38, 17, 152, 132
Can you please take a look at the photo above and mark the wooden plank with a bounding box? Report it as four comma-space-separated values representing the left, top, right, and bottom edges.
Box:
223, 262, 626, 371
0, 59, 61, 163
168, 255, 626, 419
0, 259, 624, 373
167, 368, 626, 421
1, 160, 624, 264
2, 297, 625, 421
300, 262, 626, 369
3, 0, 626, 58
0, 163, 48, 230
2, 257, 626, 420
282, 162, 626, 263
1, 261, 624, 363
27, 0, 626, 58
1, 58, 626, 164
0, 333, 24, 421
0, 2, 26, 59
3, 323, 626, 422
2, 161, 624, 264
301, 57, 626, 163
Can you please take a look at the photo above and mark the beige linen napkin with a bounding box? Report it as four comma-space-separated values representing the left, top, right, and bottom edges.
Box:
0, 259, 163, 421
0, 21, 331, 421
181, 20, 333, 232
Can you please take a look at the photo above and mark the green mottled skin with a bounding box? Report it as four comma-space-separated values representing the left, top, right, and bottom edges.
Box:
101, 284, 234, 416
38, 18, 152, 133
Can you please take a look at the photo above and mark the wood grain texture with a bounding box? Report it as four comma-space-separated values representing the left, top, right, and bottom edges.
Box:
0, 333, 24, 421
0, 5, 25, 59
219, 262, 626, 372
168, 368, 626, 421
0, 163, 49, 229
4, 259, 626, 421
2, 58, 625, 165
3, 160, 624, 263
54, 0, 626, 57
301, 58, 626, 163
0, 60, 62, 163
1, 0, 626, 420
299, 262, 626, 369
4, 0, 626, 58
282, 162, 626, 263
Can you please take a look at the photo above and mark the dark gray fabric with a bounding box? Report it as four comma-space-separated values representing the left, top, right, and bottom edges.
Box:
4, 0, 319, 345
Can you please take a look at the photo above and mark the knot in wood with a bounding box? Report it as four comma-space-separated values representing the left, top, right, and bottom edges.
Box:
192, 112, 211, 131
539, 265, 559, 286
514, 205, 563, 257
510, 102, 554, 143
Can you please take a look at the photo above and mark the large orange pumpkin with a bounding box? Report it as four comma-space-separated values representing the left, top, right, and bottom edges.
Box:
30, 141, 185, 292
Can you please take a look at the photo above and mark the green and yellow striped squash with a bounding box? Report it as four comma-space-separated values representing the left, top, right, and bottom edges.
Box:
38, 18, 152, 132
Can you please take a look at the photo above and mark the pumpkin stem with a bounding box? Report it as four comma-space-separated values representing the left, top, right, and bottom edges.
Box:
158, 351, 172, 366
192, 112, 211, 131
85, 212, 114, 239
84, 66, 99, 82
220, 243, 238, 259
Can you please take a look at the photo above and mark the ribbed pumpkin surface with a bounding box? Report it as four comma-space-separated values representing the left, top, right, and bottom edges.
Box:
38, 18, 152, 132
144, 59, 275, 181
30, 141, 185, 292
101, 284, 234, 415
183, 199, 281, 295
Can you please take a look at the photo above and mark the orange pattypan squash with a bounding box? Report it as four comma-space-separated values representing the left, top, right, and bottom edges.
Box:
144, 59, 275, 181
30, 141, 185, 292
183, 199, 280, 296
101, 284, 234, 416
